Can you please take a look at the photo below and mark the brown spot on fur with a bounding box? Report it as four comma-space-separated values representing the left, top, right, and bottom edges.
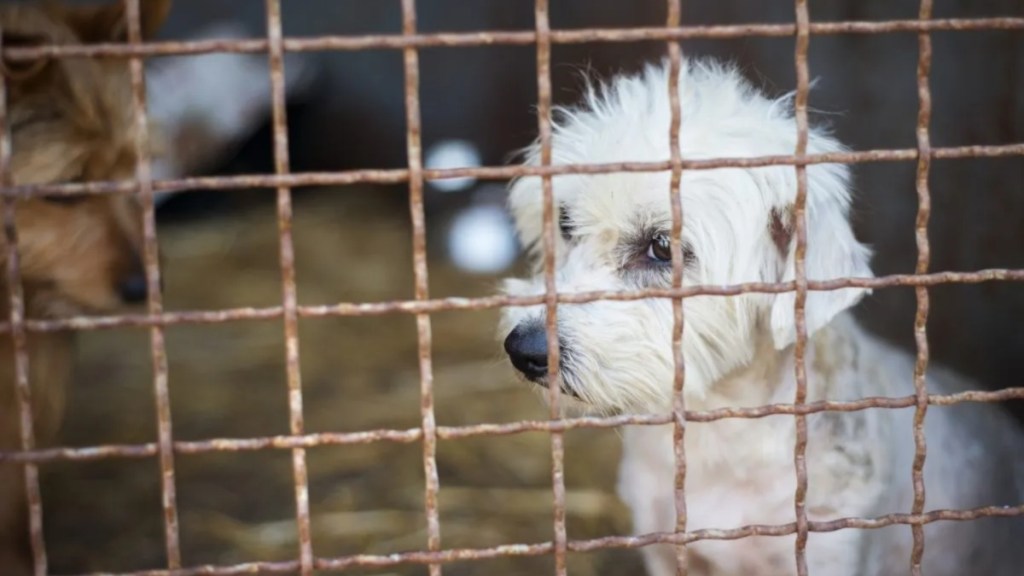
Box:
769, 205, 794, 256
0, 3, 171, 573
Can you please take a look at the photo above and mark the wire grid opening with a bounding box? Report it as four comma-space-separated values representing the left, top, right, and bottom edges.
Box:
0, 1, 1022, 575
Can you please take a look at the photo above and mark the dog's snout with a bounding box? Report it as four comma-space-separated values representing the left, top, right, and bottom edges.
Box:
504, 323, 550, 380
118, 272, 148, 303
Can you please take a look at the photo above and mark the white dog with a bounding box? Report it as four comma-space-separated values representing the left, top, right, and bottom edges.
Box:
499, 58, 1024, 575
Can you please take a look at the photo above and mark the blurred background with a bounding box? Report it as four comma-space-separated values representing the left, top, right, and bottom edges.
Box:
16, 0, 1023, 574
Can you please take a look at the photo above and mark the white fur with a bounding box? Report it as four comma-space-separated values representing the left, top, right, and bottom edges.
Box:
499, 58, 1024, 575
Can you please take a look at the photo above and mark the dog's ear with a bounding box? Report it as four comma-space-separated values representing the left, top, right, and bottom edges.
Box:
1, 32, 52, 82
769, 165, 873, 350
59, 0, 171, 44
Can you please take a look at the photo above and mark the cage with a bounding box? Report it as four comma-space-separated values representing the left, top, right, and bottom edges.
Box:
0, 0, 1022, 575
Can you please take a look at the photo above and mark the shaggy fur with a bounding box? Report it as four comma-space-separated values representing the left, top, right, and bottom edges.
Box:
499, 58, 1024, 575
0, 2, 170, 573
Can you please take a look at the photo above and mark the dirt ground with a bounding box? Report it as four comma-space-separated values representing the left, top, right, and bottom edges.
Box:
42, 186, 646, 575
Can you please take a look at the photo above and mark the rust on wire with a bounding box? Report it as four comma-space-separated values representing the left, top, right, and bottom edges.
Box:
570, 505, 1024, 554
791, 0, 812, 573
0, 4, 1016, 576
533, 0, 570, 573
1, 142, 1022, 201
0, 270, 1021, 336
263, 0, 315, 573
399, 0, 444, 573
910, 0, 936, 573
125, 0, 182, 567
665, 0, 689, 574
57, 505, 1024, 576
2, 385, 1024, 467
1, 18, 1023, 61
0, 24, 49, 576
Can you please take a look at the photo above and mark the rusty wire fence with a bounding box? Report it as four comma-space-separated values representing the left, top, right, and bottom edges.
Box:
1, 0, 1023, 575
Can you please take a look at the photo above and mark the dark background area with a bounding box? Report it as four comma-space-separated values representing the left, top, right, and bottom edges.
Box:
6, 0, 1022, 573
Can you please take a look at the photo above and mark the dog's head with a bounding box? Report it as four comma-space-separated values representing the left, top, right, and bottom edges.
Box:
500, 59, 873, 413
0, 0, 170, 316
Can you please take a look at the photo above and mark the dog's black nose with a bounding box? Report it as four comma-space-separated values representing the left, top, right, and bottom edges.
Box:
504, 323, 550, 380
118, 273, 148, 303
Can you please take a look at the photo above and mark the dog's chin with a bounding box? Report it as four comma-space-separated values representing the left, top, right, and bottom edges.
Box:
526, 376, 583, 401
514, 372, 606, 415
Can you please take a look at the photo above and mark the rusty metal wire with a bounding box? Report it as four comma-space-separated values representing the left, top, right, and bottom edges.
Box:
910, 1, 935, 573
0, 18, 1022, 61
0, 25, 49, 576
665, 1, 690, 575
126, 0, 182, 569
399, 0, 444, 574
0, 270, 1021, 336
0, 3, 1019, 576
791, 0, 812, 573
3, 384, 1024, 465
1, 143, 1022, 201
51, 504, 1024, 576
532, 0, 569, 574
263, 1, 315, 573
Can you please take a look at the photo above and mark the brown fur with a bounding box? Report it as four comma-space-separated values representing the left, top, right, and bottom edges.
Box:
0, 2, 170, 573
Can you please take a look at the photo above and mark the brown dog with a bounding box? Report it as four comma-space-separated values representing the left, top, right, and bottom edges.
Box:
0, 1, 170, 573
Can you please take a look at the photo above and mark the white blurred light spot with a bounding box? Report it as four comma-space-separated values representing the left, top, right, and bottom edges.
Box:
447, 204, 518, 274
425, 139, 481, 192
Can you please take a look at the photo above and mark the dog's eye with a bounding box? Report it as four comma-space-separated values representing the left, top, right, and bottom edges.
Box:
559, 207, 574, 241
646, 233, 694, 264
647, 234, 672, 262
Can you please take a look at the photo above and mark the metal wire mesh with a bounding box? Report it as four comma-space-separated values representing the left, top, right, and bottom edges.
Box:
0, 1, 1022, 575
0, 23, 46, 574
